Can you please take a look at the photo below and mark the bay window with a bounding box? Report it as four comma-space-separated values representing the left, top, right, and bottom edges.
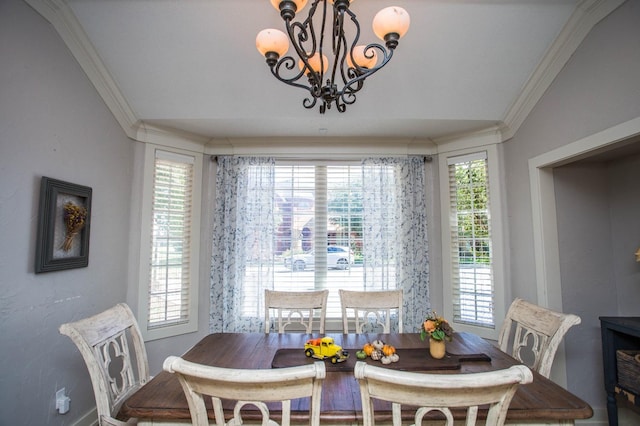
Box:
211, 156, 430, 333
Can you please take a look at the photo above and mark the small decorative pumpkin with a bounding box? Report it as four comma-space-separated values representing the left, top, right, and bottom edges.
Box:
370, 349, 383, 361
372, 339, 385, 350
356, 350, 367, 360
382, 344, 396, 357
381, 356, 392, 365
390, 353, 400, 362
362, 343, 375, 356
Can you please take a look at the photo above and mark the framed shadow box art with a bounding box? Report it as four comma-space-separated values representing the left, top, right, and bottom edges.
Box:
35, 177, 92, 273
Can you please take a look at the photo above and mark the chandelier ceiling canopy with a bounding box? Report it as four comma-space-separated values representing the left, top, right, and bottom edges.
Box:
256, 0, 410, 114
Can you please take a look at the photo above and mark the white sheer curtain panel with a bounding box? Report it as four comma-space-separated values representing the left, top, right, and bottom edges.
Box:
210, 156, 275, 332
362, 156, 431, 332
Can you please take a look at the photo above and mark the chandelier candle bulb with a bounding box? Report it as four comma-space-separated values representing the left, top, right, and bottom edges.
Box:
347, 45, 378, 69
299, 52, 329, 74
256, 0, 410, 114
372, 6, 411, 47
256, 29, 290, 58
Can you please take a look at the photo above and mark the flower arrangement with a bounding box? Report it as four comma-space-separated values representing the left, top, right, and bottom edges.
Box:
61, 202, 88, 251
420, 311, 454, 342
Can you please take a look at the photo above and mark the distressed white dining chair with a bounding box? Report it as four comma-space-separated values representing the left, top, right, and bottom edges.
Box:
59, 303, 150, 426
354, 361, 533, 426
264, 289, 329, 333
339, 289, 403, 333
497, 297, 581, 378
163, 356, 326, 426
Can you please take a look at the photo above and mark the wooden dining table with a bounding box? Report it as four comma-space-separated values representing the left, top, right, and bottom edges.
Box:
119, 332, 593, 425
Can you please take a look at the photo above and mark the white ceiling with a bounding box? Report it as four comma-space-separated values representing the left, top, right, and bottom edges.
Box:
32, 0, 614, 143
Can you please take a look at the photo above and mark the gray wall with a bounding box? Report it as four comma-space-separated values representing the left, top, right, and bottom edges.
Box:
0, 0, 135, 424
3, 0, 640, 423
503, 0, 640, 418
554, 155, 640, 404
608, 155, 640, 316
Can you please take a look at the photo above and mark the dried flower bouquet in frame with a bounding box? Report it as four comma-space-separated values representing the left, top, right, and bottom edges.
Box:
35, 177, 92, 273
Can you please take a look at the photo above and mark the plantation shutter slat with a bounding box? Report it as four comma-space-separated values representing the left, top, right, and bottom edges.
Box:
448, 152, 495, 328
148, 152, 194, 328
325, 165, 367, 317
270, 164, 381, 319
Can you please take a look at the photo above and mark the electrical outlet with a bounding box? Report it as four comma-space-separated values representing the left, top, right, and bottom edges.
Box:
55, 388, 70, 414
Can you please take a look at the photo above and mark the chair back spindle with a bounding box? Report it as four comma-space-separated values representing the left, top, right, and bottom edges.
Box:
497, 298, 581, 378
339, 289, 403, 333
354, 361, 533, 426
265, 289, 329, 334
164, 356, 326, 426
60, 303, 149, 425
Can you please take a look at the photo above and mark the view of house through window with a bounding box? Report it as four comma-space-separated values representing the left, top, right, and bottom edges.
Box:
258, 164, 396, 318
448, 152, 494, 328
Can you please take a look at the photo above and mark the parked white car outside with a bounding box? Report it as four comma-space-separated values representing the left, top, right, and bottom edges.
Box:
284, 246, 354, 271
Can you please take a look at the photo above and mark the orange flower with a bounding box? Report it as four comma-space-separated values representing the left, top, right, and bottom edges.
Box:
423, 320, 437, 333
420, 311, 454, 342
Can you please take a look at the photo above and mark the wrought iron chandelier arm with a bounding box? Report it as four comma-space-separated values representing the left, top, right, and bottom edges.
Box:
285, 4, 323, 89
267, 17, 324, 100
257, 1, 410, 114
270, 57, 309, 90
349, 43, 394, 85
268, 54, 323, 110
329, 5, 348, 87
337, 43, 394, 108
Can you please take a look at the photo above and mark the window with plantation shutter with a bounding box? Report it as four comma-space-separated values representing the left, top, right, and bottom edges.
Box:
139, 147, 201, 340
272, 163, 374, 319
212, 156, 429, 333
447, 152, 495, 328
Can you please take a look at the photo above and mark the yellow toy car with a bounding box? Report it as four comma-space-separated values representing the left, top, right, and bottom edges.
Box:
304, 337, 349, 364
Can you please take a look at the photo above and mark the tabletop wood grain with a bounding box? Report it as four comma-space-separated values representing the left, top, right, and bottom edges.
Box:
119, 332, 593, 424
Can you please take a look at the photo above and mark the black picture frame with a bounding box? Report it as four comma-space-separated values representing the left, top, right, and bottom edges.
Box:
35, 177, 92, 273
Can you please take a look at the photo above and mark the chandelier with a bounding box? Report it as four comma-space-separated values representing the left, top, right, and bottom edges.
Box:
256, 0, 410, 114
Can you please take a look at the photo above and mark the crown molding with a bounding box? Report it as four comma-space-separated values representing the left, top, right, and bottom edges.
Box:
133, 122, 211, 153
384, 0, 626, 151
204, 137, 438, 158
25, 0, 142, 140
25, 0, 215, 150
26, 0, 626, 150
501, 0, 626, 142
433, 125, 503, 154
